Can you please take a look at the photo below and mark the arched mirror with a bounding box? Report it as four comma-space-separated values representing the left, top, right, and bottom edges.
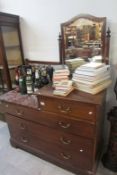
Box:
59, 14, 110, 64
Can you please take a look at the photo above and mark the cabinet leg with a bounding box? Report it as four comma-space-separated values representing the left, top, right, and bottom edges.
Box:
10, 139, 18, 148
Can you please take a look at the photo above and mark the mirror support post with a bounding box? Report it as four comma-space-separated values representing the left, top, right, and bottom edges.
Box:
58, 33, 64, 64
104, 27, 111, 64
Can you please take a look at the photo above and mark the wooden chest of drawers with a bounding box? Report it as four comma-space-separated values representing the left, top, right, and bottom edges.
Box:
0, 88, 106, 175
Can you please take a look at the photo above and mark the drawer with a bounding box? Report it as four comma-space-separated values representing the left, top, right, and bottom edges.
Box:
4, 102, 95, 139
6, 114, 29, 134
39, 96, 96, 122
35, 111, 95, 139
3, 102, 40, 121
6, 114, 93, 157
29, 136, 93, 170
6, 114, 93, 170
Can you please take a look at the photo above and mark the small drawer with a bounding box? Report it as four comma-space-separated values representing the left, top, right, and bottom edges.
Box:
4, 102, 40, 121
39, 96, 96, 122
6, 114, 29, 133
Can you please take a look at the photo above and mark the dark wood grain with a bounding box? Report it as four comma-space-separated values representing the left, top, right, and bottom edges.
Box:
1, 87, 106, 175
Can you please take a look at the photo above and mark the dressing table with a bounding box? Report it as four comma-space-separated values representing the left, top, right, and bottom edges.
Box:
0, 14, 111, 175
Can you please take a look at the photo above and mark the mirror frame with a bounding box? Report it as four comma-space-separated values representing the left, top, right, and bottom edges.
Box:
59, 14, 110, 64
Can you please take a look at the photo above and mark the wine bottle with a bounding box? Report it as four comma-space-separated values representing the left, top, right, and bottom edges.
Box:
14, 66, 20, 92
26, 66, 33, 94
41, 66, 49, 85
19, 66, 27, 95
34, 67, 43, 92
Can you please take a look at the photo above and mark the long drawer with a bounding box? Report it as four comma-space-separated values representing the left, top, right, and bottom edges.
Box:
6, 114, 93, 170
34, 111, 95, 139
3, 102, 40, 121
6, 107, 95, 139
38, 96, 96, 122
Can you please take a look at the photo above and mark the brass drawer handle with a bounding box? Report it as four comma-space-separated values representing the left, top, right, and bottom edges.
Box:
60, 137, 71, 145
21, 136, 28, 143
60, 152, 71, 160
58, 105, 71, 113
20, 123, 26, 130
58, 121, 71, 129
16, 109, 24, 116
5, 104, 9, 108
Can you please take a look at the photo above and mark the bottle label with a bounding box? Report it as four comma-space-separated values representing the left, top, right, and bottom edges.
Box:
27, 69, 32, 75
34, 87, 38, 92
27, 86, 33, 91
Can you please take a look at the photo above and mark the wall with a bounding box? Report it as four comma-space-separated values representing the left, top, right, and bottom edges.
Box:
1, 0, 117, 106
1, 0, 117, 63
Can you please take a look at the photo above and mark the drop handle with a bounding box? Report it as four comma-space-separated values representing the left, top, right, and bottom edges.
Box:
60, 137, 71, 145
20, 123, 26, 130
58, 121, 71, 129
21, 136, 28, 143
16, 109, 24, 116
5, 104, 9, 108
60, 152, 71, 160
58, 105, 71, 113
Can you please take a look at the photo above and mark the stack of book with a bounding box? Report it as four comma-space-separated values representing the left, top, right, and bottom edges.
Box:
53, 68, 74, 96
53, 80, 74, 96
65, 58, 86, 74
53, 68, 70, 87
72, 62, 111, 94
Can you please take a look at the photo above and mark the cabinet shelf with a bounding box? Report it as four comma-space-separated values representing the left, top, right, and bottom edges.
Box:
5, 45, 20, 49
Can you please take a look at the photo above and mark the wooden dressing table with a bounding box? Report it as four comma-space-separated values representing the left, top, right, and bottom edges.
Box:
0, 13, 110, 175
0, 87, 106, 175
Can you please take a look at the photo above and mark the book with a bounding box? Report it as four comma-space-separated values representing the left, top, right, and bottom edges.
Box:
76, 79, 111, 95
73, 75, 111, 87
80, 62, 105, 70
53, 86, 74, 96
75, 65, 110, 76
73, 71, 110, 82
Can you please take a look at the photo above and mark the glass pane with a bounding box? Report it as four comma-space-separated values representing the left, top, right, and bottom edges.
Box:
1, 26, 23, 66
1, 26, 23, 90
0, 66, 8, 91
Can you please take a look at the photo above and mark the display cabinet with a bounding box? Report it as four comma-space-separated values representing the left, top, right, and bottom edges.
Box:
0, 12, 24, 91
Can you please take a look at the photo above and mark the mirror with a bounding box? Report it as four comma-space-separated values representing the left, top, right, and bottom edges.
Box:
59, 14, 110, 64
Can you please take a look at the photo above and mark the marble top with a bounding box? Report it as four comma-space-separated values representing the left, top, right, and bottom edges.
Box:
0, 90, 38, 109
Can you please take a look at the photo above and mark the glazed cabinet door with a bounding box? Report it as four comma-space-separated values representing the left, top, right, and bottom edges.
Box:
0, 12, 24, 90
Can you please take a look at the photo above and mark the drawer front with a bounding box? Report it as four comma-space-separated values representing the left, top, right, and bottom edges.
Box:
6, 114, 93, 170
6, 114, 29, 135
35, 111, 95, 139
4, 102, 95, 139
4, 102, 40, 121
39, 96, 96, 122
6, 114, 93, 156
29, 135, 93, 170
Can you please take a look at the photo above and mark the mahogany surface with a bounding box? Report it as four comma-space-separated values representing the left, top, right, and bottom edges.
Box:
0, 87, 106, 175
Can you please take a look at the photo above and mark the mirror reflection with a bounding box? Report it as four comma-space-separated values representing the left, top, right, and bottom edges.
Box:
60, 14, 108, 63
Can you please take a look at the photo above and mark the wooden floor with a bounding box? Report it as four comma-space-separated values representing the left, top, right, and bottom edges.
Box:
0, 121, 116, 175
